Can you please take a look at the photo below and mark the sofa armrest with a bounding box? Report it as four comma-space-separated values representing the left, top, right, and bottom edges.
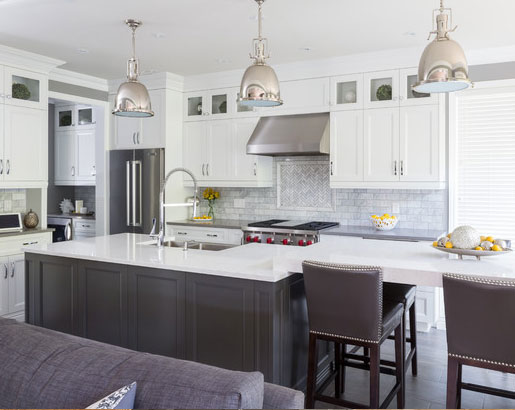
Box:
263, 382, 304, 409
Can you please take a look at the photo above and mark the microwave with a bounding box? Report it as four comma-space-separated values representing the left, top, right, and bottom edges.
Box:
0, 213, 23, 233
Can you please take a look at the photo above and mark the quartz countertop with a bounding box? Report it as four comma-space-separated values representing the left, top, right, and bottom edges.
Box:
323, 226, 444, 241
48, 213, 96, 220
22, 233, 515, 286
167, 219, 248, 230
0, 228, 54, 238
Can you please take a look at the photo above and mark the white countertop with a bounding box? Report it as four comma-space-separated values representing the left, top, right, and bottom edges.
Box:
22, 233, 515, 285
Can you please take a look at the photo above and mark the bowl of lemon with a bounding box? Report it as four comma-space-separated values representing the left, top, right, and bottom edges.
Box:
432, 225, 512, 260
192, 215, 213, 223
370, 214, 398, 231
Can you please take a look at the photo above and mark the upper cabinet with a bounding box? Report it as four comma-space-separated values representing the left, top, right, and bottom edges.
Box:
4, 67, 48, 110
330, 74, 364, 111
364, 70, 400, 109
55, 129, 96, 186
399, 68, 439, 106
55, 104, 96, 132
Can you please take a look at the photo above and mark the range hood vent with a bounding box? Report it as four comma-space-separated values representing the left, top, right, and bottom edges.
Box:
246, 113, 330, 156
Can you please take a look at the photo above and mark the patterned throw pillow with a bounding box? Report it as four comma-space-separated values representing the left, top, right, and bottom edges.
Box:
86, 382, 137, 409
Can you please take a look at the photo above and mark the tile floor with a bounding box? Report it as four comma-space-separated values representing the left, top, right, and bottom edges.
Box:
316, 328, 515, 409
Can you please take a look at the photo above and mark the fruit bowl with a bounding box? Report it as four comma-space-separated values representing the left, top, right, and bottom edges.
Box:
370, 214, 398, 231
191, 215, 213, 223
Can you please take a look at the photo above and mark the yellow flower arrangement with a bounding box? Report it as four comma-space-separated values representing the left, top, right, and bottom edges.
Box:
203, 188, 220, 219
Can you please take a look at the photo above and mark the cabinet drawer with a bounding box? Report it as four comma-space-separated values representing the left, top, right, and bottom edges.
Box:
73, 220, 96, 233
168, 225, 242, 245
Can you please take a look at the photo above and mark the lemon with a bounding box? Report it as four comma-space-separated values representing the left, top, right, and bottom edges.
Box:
475, 246, 484, 251
433, 241, 438, 247
383, 213, 390, 218
492, 244, 502, 252
447, 233, 451, 238
371, 215, 378, 219
445, 242, 453, 249
480, 236, 486, 242
486, 236, 495, 243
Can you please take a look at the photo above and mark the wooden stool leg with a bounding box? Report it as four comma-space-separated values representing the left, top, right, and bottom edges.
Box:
341, 343, 346, 393
334, 342, 341, 399
395, 323, 405, 409
409, 302, 418, 376
369, 345, 380, 409
305, 333, 318, 409
363, 346, 369, 357
446, 356, 460, 409
457, 362, 462, 409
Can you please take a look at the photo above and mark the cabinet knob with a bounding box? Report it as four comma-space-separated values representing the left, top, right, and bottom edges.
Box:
3, 264, 7, 279
11, 262, 14, 278
0, 159, 2, 175
6, 160, 10, 175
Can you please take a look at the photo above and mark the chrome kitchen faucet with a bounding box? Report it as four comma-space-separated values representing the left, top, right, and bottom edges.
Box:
152, 167, 198, 247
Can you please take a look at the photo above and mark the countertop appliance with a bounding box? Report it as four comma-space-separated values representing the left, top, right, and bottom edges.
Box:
0, 213, 23, 233
109, 148, 164, 235
242, 219, 339, 246
47, 216, 72, 242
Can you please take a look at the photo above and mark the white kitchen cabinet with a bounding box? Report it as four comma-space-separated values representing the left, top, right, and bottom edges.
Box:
206, 120, 232, 180
0, 257, 9, 317
400, 105, 440, 182
4, 66, 48, 110
330, 73, 364, 111
414, 287, 440, 332
112, 89, 165, 149
364, 70, 399, 109
3, 105, 46, 183
8, 255, 24, 314
73, 218, 96, 240
183, 121, 208, 179
55, 104, 97, 131
364, 108, 399, 182
54, 129, 96, 186
184, 89, 234, 121
399, 68, 438, 106
330, 110, 363, 184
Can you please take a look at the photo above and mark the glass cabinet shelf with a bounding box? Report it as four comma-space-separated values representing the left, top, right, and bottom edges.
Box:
187, 96, 203, 117
11, 75, 40, 103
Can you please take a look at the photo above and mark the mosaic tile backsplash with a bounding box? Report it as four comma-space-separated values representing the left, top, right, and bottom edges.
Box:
198, 157, 448, 231
0, 189, 26, 213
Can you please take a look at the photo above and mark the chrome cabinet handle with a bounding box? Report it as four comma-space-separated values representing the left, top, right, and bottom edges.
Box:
202, 163, 205, 176
330, 161, 334, 176
132, 132, 136, 144
177, 232, 187, 236
207, 234, 218, 238
91, 165, 96, 176
71, 166, 75, 176
6, 160, 10, 175
0, 159, 2, 175
206, 163, 209, 176
137, 132, 140, 144
10, 262, 14, 278
253, 162, 257, 176
400, 160, 405, 176
393, 160, 397, 176
3, 264, 7, 279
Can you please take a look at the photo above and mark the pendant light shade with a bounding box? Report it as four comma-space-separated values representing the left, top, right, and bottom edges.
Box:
413, 1, 471, 94
113, 19, 154, 117
239, 0, 282, 107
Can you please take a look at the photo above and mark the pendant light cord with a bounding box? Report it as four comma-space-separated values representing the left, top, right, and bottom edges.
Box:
131, 27, 137, 59
257, 0, 263, 40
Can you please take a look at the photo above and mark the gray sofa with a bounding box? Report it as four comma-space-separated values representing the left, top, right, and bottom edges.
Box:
0, 318, 304, 409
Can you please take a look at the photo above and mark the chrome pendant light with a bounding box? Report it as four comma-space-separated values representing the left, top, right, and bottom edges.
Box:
238, 0, 282, 107
413, 0, 471, 94
113, 19, 154, 117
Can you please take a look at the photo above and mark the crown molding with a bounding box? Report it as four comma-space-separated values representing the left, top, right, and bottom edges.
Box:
108, 71, 184, 94
0, 44, 65, 73
50, 68, 109, 91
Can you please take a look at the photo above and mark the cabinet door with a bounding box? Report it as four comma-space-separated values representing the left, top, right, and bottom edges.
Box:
267, 78, 330, 114
114, 115, 142, 150
75, 129, 96, 183
4, 66, 47, 110
330, 73, 364, 110
76, 105, 96, 128
233, 118, 259, 180
364, 108, 399, 181
399, 68, 438, 106
54, 131, 76, 184
8, 254, 24, 314
183, 122, 207, 179
0, 105, 4, 182
0, 257, 9, 316
330, 111, 364, 182
140, 89, 165, 149
127, 266, 186, 358
55, 104, 75, 131
205, 120, 232, 180
78, 261, 128, 347
400, 105, 440, 182
364, 70, 399, 109
4, 106, 46, 182
184, 92, 207, 121
209, 89, 231, 119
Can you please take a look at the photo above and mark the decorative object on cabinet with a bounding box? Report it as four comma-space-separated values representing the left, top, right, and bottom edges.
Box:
23, 209, 39, 229
238, 0, 282, 108
370, 214, 398, 231
376, 83, 392, 101
59, 199, 74, 214
344, 90, 357, 103
414, 0, 471, 93
112, 19, 154, 118
202, 188, 220, 219
12, 83, 30, 100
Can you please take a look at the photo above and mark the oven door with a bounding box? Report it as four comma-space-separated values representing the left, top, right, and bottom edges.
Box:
47, 217, 73, 242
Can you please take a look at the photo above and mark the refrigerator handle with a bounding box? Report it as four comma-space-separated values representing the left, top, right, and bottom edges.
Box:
126, 161, 131, 226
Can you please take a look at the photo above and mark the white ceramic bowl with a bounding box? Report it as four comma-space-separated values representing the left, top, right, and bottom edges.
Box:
370, 216, 399, 231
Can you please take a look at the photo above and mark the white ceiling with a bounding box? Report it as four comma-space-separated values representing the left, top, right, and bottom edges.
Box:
0, 0, 514, 80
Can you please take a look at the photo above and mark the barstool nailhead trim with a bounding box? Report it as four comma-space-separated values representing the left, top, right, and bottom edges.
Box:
310, 330, 380, 344
303, 261, 384, 339
444, 273, 515, 287
449, 353, 515, 368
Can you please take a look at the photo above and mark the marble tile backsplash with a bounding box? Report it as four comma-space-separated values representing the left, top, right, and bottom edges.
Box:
0, 189, 26, 213
199, 157, 448, 231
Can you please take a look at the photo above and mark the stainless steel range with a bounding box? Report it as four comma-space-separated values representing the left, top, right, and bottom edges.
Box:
242, 220, 339, 246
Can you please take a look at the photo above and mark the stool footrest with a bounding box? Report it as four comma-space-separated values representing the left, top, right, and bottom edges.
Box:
462, 382, 515, 400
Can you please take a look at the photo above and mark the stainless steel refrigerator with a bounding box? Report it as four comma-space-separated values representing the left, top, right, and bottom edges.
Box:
109, 148, 164, 235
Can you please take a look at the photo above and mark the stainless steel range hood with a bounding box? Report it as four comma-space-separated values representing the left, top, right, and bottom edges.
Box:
246, 113, 330, 156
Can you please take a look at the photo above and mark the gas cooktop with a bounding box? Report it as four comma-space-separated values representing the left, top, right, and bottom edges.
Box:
247, 220, 339, 231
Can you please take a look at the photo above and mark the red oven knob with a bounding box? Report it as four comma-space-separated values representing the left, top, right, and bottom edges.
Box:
246, 235, 252, 243
282, 239, 289, 245
253, 237, 260, 243
266, 238, 273, 244
307, 240, 313, 246
298, 239, 305, 246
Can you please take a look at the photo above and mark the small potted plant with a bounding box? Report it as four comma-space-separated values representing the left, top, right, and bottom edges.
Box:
203, 188, 220, 219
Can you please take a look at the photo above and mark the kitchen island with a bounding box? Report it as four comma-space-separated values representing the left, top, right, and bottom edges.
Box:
23, 233, 515, 389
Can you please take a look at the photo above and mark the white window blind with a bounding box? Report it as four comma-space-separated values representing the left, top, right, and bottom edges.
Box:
454, 86, 515, 239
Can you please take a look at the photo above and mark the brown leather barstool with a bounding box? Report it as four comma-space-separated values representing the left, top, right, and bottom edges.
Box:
443, 273, 515, 409
303, 261, 405, 409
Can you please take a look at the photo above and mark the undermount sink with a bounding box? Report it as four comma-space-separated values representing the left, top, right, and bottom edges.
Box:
139, 239, 237, 252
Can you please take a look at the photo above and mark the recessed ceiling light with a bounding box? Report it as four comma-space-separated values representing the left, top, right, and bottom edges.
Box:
300, 47, 313, 52
403, 31, 417, 37
215, 58, 231, 64
76, 48, 89, 54
152, 32, 166, 39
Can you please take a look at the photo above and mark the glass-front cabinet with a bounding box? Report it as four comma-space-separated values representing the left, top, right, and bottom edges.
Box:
4, 67, 47, 110
364, 70, 399, 109
399, 68, 438, 106
55, 104, 96, 131
184, 88, 251, 121
185, 92, 205, 120
77, 105, 96, 127
330, 73, 364, 110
